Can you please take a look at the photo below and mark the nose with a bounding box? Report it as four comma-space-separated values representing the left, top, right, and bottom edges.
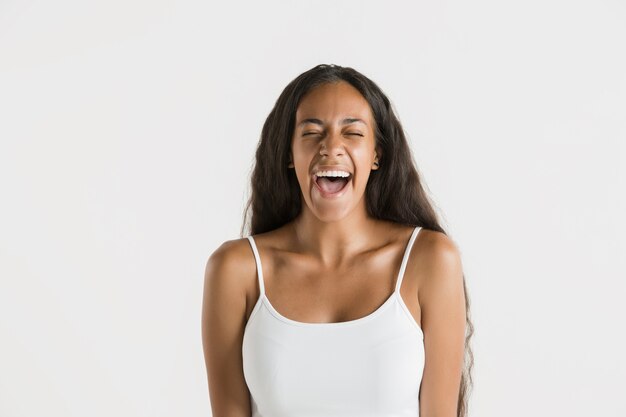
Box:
319, 130, 345, 157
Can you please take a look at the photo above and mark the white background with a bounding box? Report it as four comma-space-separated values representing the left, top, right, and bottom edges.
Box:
1, 0, 624, 416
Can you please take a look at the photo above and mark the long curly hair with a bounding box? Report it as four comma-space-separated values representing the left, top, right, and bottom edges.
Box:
240, 63, 474, 417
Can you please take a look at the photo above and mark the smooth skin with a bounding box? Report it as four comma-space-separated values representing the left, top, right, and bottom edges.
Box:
202, 81, 466, 417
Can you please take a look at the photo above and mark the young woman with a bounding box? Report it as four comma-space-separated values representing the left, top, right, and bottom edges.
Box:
202, 64, 474, 417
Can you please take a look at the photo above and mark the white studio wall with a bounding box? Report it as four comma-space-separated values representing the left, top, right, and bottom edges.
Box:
1, 1, 624, 416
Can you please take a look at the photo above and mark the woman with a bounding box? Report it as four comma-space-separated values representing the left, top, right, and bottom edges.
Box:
202, 64, 474, 417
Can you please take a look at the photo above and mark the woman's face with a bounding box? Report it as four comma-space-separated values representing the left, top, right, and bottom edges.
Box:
289, 81, 381, 223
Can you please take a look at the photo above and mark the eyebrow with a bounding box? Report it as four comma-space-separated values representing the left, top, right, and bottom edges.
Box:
297, 117, 368, 128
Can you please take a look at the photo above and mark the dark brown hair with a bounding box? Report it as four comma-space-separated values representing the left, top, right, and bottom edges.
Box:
241, 63, 474, 417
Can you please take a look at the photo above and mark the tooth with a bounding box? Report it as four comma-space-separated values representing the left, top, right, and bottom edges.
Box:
314, 170, 350, 178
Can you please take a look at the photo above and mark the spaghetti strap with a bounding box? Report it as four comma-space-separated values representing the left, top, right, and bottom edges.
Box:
246, 235, 265, 297
395, 226, 422, 292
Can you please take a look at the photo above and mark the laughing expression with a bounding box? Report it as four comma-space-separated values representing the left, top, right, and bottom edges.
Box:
289, 81, 381, 222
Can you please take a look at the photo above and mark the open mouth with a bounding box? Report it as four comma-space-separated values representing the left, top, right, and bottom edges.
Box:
313, 174, 352, 196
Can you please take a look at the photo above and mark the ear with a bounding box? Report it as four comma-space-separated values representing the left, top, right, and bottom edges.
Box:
288, 152, 294, 168
372, 146, 382, 170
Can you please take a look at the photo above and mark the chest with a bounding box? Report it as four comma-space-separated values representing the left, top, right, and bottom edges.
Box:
245, 243, 422, 326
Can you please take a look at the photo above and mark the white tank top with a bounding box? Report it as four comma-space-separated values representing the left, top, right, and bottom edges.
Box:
242, 226, 425, 417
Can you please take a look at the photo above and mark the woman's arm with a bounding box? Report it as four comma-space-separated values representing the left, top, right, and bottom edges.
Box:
202, 241, 252, 417
417, 231, 466, 417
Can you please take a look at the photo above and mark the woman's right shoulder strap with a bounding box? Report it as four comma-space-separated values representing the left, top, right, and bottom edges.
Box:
246, 236, 265, 297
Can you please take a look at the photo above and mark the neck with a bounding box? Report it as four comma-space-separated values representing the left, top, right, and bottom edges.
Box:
290, 208, 383, 267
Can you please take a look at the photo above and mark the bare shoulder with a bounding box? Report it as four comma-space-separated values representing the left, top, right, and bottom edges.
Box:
204, 237, 256, 292
414, 228, 462, 265
412, 228, 464, 304
201, 237, 256, 417
412, 228, 466, 416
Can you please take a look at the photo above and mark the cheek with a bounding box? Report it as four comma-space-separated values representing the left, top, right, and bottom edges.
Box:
290, 143, 309, 165
293, 163, 311, 188
291, 145, 314, 182
298, 169, 311, 186
353, 154, 376, 187
353, 171, 370, 190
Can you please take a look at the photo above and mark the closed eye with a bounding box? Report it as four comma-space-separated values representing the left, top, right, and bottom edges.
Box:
302, 132, 363, 137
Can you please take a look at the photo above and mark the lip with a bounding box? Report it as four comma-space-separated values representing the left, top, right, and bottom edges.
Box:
312, 173, 352, 199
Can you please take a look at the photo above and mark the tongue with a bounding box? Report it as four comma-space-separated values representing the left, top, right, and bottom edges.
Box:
317, 177, 348, 194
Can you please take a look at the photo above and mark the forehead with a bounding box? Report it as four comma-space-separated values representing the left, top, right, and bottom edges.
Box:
295, 81, 373, 125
